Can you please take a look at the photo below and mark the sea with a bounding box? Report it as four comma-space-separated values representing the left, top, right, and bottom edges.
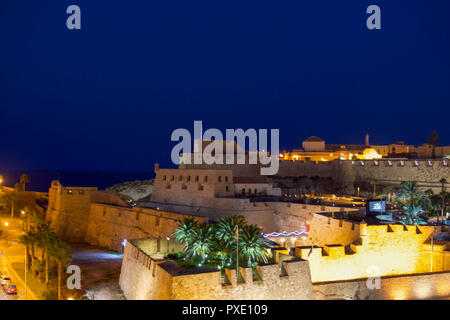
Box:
0, 170, 155, 192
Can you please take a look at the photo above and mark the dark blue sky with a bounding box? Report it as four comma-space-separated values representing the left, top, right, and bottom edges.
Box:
0, 0, 449, 171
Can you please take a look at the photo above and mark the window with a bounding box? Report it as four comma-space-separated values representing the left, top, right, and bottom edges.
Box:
187, 176, 191, 182
162, 175, 167, 181
67, 189, 73, 194
182, 184, 187, 190
171, 176, 175, 181
225, 176, 228, 182
178, 176, 183, 181
195, 176, 199, 182
198, 184, 204, 191
166, 184, 171, 189
218, 176, 222, 182
79, 190, 84, 195
204, 176, 208, 182
226, 186, 229, 192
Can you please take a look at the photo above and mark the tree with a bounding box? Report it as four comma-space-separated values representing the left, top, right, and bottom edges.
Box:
397, 181, 425, 206
398, 181, 426, 225
186, 223, 215, 264
48, 239, 72, 300
215, 215, 245, 248
438, 191, 449, 224
171, 217, 198, 251
214, 215, 246, 267
238, 224, 271, 267
370, 180, 379, 198
1, 192, 19, 218
439, 178, 447, 193
35, 223, 58, 286
402, 204, 424, 226
23, 205, 45, 230
18, 232, 33, 272
20, 174, 30, 191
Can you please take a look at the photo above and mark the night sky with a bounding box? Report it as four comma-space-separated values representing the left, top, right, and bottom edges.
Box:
1, 0, 449, 172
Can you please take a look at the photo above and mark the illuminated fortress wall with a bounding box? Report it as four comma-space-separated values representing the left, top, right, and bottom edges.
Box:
85, 204, 205, 251
306, 212, 361, 247
184, 159, 450, 193
46, 181, 205, 251
119, 238, 450, 300
296, 221, 450, 283
119, 240, 314, 300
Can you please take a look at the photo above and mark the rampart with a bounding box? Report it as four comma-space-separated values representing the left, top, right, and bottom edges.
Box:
119, 238, 450, 300
296, 221, 450, 283
183, 159, 450, 193
45, 180, 205, 251
119, 240, 314, 300
85, 204, 204, 251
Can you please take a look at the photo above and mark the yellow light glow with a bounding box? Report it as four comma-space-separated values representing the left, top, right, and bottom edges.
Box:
4, 222, 9, 227
356, 148, 382, 160
392, 290, 407, 300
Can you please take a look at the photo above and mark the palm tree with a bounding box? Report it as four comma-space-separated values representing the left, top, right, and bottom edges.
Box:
438, 191, 449, 224
238, 224, 271, 267
370, 180, 379, 198
171, 217, 198, 250
36, 223, 57, 286
186, 223, 215, 263
397, 181, 425, 206
216, 215, 245, 247
18, 232, 33, 271
2, 192, 18, 218
48, 239, 72, 300
402, 204, 424, 226
20, 174, 30, 191
23, 205, 44, 230
213, 215, 246, 267
439, 178, 448, 193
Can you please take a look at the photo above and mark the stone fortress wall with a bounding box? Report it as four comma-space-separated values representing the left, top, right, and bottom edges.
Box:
185, 158, 450, 194
45, 181, 205, 252
296, 216, 450, 283
119, 239, 315, 300
85, 204, 204, 251
148, 167, 359, 233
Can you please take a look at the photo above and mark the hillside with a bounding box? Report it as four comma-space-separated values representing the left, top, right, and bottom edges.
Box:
105, 179, 154, 201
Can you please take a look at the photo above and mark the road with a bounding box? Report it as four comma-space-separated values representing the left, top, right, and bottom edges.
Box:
0, 252, 20, 300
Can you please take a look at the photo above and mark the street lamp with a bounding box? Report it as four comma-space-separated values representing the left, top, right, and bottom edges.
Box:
4, 222, 8, 227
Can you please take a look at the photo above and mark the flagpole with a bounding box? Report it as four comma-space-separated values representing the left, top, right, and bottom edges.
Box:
236, 226, 239, 282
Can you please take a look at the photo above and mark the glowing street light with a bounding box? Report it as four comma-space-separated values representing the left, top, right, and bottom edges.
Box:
4, 222, 9, 227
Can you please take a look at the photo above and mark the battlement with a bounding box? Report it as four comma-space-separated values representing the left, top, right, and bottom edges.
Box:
120, 239, 314, 300
296, 222, 449, 282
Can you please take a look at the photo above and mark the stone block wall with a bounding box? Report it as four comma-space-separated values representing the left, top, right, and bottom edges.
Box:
119, 240, 315, 300
85, 204, 205, 252
313, 271, 450, 300
296, 222, 449, 282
